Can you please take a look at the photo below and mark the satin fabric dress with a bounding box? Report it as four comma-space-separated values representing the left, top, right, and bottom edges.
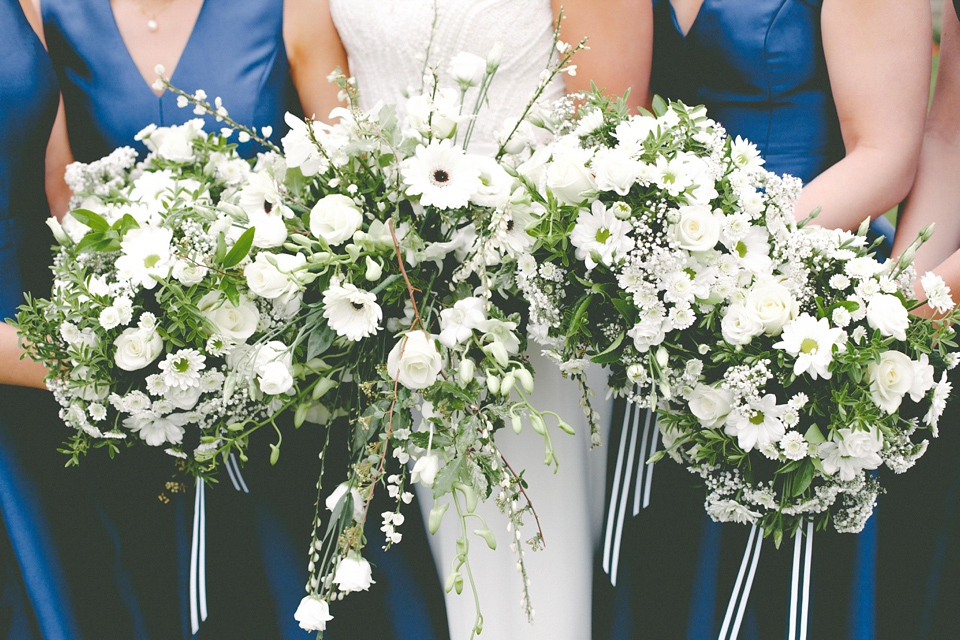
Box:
596, 2, 877, 638
0, 4, 79, 639
39, 1, 448, 637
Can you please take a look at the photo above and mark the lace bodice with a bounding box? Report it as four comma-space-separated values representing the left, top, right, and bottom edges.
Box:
329, 0, 565, 154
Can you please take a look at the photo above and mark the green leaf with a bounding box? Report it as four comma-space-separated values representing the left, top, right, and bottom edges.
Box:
214, 232, 227, 264
611, 297, 636, 325
591, 331, 625, 365
112, 213, 140, 235
69, 209, 110, 232
651, 95, 668, 117
222, 227, 256, 268
432, 459, 462, 496
804, 423, 826, 445
306, 322, 336, 361
790, 460, 815, 498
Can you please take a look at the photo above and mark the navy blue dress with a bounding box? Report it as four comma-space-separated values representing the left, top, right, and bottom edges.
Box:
0, 4, 78, 639
596, 2, 877, 638
40, 1, 448, 638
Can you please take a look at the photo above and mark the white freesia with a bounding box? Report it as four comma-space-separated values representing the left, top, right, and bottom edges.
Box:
920, 272, 954, 313
866, 294, 909, 341
387, 331, 443, 390
325, 482, 365, 522
411, 453, 441, 486
114, 328, 163, 371
310, 194, 364, 246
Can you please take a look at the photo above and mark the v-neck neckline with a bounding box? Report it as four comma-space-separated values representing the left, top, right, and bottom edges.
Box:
667, 0, 706, 38
106, 0, 208, 98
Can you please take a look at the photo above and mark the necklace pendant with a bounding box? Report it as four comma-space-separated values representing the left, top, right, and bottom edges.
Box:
147, 19, 159, 32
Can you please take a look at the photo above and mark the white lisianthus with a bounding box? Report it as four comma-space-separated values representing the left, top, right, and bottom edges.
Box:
470, 156, 514, 208
282, 113, 328, 176
197, 292, 260, 342
411, 453, 441, 486
386, 331, 443, 390
819, 426, 883, 481
867, 350, 915, 413
742, 281, 798, 335
448, 51, 487, 87
865, 294, 909, 341
405, 88, 463, 139
325, 482, 365, 522
244, 252, 306, 302
673, 204, 722, 252
122, 411, 189, 446
252, 341, 294, 395
920, 272, 954, 313
333, 553, 376, 592
401, 140, 482, 209
114, 327, 163, 372
294, 596, 333, 632
309, 194, 363, 246
570, 200, 635, 269
724, 395, 786, 452
592, 147, 639, 196
773, 314, 846, 380
245, 208, 289, 249
438, 297, 486, 348
720, 303, 763, 345
141, 119, 203, 163
322, 281, 382, 341
688, 384, 734, 429
545, 148, 596, 205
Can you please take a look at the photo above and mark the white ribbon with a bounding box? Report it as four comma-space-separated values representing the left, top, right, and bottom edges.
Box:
189, 478, 208, 635
223, 452, 250, 494
718, 522, 763, 640
602, 397, 659, 586
788, 521, 814, 640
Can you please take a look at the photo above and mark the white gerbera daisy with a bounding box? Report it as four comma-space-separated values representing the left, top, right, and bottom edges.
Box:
729, 136, 764, 171
401, 140, 482, 209
570, 200, 635, 269
773, 314, 846, 380
158, 348, 206, 390
322, 281, 382, 341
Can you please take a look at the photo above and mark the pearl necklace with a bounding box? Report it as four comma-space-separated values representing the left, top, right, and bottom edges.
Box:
135, 0, 177, 32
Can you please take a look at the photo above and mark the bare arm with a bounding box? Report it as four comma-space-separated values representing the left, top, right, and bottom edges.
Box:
284, 0, 349, 122
552, 0, 652, 112
0, 324, 48, 389
792, 0, 930, 231
892, 0, 960, 278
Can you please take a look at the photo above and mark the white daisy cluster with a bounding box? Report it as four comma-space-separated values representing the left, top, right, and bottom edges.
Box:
513, 96, 960, 540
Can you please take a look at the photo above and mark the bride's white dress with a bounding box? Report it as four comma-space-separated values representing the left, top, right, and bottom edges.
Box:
329, 2, 612, 638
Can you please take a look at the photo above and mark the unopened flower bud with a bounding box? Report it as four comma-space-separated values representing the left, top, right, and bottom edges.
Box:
486, 41, 504, 72
364, 256, 382, 281
529, 413, 546, 435
513, 368, 534, 394
428, 502, 450, 534
656, 346, 669, 368
473, 528, 497, 550
500, 371, 516, 396
510, 411, 523, 434
919, 223, 935, 241
486, 373, 500, 395
45, 217, 71, 246
857, 216, 871, 237
557, 420, 576, 435
458, 358, 476, 386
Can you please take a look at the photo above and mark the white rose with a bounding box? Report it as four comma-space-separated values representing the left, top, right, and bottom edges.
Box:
114, 328, 163, 371
742, 281, 798, 335
867, 350, 915, 413
257, 360, 294, 395
688, 384, 734, 429
673, 205, 721, 252
411, 453, 441, 486
593, 147, 639, 196
720, 303, 763, 345
152, 126, 196, 163
448, 51, 487, 87
172, 260, 208, 285
909, 354, 936, 401
325, 482, 364, 522
866, 294, 909, 341
246, 209, 288, 249
310, 194, 363, 246
166, 384, 202, 410
545, 152, 596, 205
627, 318, 666, 353
333, 553, 375, 592
386, 331, 443, 390
294, 596, 333, 632
244, 252, 306, 301
197, 292, 260, 342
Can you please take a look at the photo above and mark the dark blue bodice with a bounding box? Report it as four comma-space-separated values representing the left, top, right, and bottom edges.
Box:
0, 2, 58, 319
42, 0, 299, 161
651, 0, 844, 183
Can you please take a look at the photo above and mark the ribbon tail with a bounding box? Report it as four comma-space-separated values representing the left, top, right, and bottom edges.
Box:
610, 401, 642, 584
190, 479, 201, 635
229, 452, 250, 494
199, 480, 207, 622
602, 394, 636, 582
719, 523, 763, 640
800, 521, 814, 640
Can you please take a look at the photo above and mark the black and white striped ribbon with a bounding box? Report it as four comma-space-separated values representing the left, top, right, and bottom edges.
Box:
601, 398, 659, 586
189, 453, 250, 634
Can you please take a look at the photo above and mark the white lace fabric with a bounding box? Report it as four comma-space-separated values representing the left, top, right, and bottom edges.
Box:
329, 0, 565, 155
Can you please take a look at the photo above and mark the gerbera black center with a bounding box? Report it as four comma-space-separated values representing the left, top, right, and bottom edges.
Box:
432, 169, 450, 183
506, 219, 515, 232
351, 301, 365, 311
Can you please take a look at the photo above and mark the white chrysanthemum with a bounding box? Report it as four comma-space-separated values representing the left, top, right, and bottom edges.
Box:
99, 306, 122, 330
921, 272, 954, 313
829, 274, 851, 290
570, 200, 635, 269
725, 395, 786, 452
88, 403, 107, 422
780, 431, 809, 461
729, 136, 764, 171
831, 307, 851, 328
773, 314, 846, 380
145, 374, 168, 396
322, 282, 382, 341
925, 372, 951, 431
401, 140, 482, 209
158, 349, 206, 390
200, 370, 226, 392
844, 256, 883, 280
